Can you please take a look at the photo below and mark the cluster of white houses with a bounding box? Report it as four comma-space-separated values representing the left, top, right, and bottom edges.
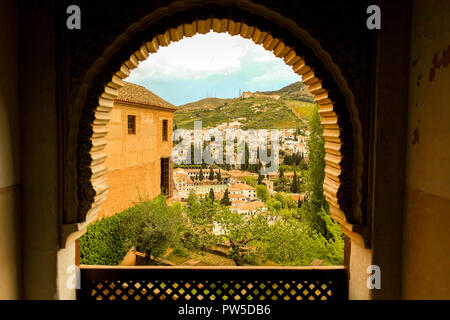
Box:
173, 167, 267, 214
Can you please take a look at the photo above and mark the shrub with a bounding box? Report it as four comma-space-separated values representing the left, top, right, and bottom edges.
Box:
127, 196, 183, 260
79, 206, 140, 265
79, 195, 182, 265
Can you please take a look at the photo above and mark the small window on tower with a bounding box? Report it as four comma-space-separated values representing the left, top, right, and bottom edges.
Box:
162, 119, 168, 141
128, 115, 136, 134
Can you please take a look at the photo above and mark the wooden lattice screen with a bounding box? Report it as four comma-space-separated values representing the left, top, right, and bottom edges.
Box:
77, 267, 348, 301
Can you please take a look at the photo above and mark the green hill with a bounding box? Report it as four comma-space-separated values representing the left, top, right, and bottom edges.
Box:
174, 82, 316, 130
178, 97, 232, 111
255, 81, 314, 102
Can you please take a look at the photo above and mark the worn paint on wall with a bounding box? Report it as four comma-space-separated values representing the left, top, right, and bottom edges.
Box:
402, 0, 450, 299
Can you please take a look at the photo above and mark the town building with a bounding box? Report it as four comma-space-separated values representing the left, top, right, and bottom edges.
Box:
98, 82, 176, 218
230, 201, 267, 215
173, 169, 194, 199
230, 183, 257, 201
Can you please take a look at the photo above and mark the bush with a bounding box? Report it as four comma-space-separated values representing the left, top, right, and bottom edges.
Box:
127, 196, 183, 259
79, 206, 141, 265
79, 195, 182, 265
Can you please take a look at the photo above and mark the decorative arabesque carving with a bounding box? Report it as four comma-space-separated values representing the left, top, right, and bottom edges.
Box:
61, 0, 375, 248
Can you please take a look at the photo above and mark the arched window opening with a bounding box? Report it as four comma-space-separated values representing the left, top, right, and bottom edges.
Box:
79, 31, 345, 268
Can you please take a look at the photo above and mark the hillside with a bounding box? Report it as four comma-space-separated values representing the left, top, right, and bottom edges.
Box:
174, 82, 316, 130
178, 97, 232, 111
255, 81, 314, 102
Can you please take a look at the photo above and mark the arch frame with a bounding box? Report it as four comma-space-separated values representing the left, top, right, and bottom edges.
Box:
61, 0, 371, 249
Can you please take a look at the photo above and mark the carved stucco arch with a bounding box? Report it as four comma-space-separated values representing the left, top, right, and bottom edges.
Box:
63, 0, 369, 249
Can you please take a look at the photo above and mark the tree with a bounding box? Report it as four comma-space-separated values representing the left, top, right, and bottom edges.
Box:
291, 171, 299, 193
199, 168, 204, 181
190, 143, 195, 165
214, 208, 269, 265
182, 197, 344, 267
267, 198, 282, 211
256, 185, 269, 202
257, 172, 264, 185
220, 188, 231, 206
209, 188, 215, 202
182, 194, 217, 253
305, 105, 327, 210
279, 167, 285, 178
217, 169, 222, 182
209, 168, 215, 180
274, 177, 290, 192
126, 195, 183, 262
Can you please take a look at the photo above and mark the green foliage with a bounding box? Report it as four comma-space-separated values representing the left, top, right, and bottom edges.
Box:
274, 177, 290, 192
174, 97, 306, 130
209, 168, 214, 180
283, 152, 305, 167
258, 207, 344, 266
214, 207, 270, 265
182, 193, 219, 252
291, 171, 299, 193
257, 172, 264, 185
305, 105, 327, 210
183, 195, 344, 266
79, 207, 139, 265
208, 188, 215, 202
126, 196, 183, 260
220, 188, 232, 206
217, 169, 222, 182
256, 185, 269, 202
267, 193, 297, 212
266, 198, 282, 211
241, 176, 257, 187
79, 196, 182, 265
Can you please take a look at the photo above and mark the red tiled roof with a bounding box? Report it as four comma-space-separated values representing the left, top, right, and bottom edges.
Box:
231, 183, 255, 190
116, 81, 176, 110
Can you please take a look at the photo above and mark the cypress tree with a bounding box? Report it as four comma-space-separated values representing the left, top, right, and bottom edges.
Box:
257, 173, 264, 185
209, 168, 214, 180
221, 188, 231, 206
199, 168, 204, 181
291, 171, 299, 193
209, 188, 215, 202
217, 169, 222, 182
305, 105, 327, 210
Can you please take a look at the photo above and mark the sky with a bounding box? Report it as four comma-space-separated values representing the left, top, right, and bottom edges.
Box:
126, 32, 301, 106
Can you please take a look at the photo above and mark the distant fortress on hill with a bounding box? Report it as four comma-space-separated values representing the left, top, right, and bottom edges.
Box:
240, 91, 281, 100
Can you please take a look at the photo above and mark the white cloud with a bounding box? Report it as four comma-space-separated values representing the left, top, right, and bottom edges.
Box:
127, 32, 278, 81
250, 67, 300, 84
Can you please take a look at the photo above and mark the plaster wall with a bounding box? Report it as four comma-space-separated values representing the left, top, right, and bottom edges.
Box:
98, 102, 174, 218
0, 1, 21, 300
348, 242, 373, 300
19, 0, 59, 299
401, 0, 450, 299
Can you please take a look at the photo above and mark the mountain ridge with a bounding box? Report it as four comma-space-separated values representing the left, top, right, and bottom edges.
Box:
174, 81, 316, 130
177, 81, 313, 109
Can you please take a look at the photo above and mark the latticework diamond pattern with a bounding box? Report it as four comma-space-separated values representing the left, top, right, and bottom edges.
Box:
86, 279, 337, 301
77, 267, 347, 301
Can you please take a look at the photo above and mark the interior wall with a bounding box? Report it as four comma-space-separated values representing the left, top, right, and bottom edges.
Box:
19, 0, 59, 299
371, 0, 411, 300
0, 1, 21, 300
402, 0, 450, 299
